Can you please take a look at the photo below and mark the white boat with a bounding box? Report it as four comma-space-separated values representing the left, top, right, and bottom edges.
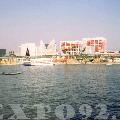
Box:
23, 58, 55, 66
31, 58, 55, 66
23, 60, 32, 66
22, 57, 32, 66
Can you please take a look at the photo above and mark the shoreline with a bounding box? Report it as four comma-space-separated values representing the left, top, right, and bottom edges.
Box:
0, 57, 120, 65
1, 62, 120, 65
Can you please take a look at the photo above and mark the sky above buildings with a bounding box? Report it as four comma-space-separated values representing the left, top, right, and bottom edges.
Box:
0, 0, 120, 52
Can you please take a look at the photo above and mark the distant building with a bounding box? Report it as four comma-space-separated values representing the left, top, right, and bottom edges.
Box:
19, 43, 37, 57
82, 37, 107, 54
46, 40, 57, 55
37, 40, 46, 56
60, 37, 107, 55
0, 49, 6, 57
60, 41, 82, 55
19, 40, 57, 57
19, 38, 107, 56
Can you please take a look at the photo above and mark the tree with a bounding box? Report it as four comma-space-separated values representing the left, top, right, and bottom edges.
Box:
25, 48, 30, 57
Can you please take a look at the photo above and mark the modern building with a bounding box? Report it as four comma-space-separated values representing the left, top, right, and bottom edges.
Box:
60, 41, 82, 55
60, 37, 107, 55
37, 40, 46, 56
19, 37, 107, 56
19, 40, 57, 57
46, 39, 57, 55
82, 37, 107, 54
0, 49, 6, 57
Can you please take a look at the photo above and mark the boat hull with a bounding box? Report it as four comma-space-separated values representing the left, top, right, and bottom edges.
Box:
23, 61, 32, 66
23, 58, 55, 66
1, 72, 22, 75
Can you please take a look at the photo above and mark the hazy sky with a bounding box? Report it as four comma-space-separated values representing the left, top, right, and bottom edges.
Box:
0, 0, 120, 51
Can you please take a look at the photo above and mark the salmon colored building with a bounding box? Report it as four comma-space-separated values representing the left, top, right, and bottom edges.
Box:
82, 37, 107, 54
60, 41, 82, 55
60, 37, 107, 55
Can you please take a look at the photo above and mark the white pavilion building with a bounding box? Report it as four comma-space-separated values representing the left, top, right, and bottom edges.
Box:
19, 40, 57, 57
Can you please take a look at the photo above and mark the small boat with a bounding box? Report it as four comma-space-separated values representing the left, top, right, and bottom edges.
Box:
31, 58, 55, 66
1, 72, 22, 75
23, 61, 32, 66
23, 58, 55, 66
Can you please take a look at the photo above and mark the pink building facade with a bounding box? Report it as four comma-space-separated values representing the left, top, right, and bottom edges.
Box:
82, 37, 107, 54
60, 41, 82, 55
60, 37, 107, 55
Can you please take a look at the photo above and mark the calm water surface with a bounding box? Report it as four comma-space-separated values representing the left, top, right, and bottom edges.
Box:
0, 64, 120, 119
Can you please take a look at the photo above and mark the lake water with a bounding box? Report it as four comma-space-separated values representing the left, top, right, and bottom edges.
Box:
0, 64, 120, 120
